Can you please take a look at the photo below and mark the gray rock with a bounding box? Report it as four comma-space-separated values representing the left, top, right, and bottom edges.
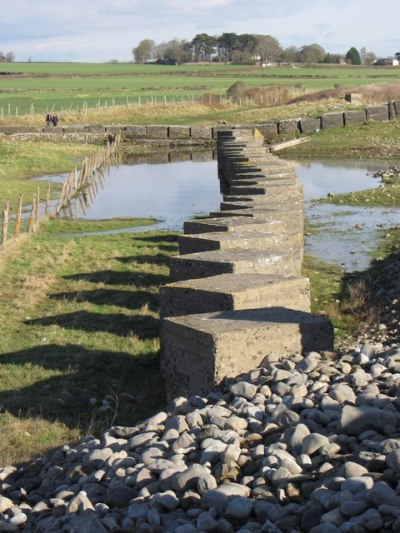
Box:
172, 464, 211, 493
230, 381, 258, 400
340, 499, 368, 517
339, 405, 398, 435
386, 448, 400, 472
302, 433, 330, 455
225, 496, 253, 520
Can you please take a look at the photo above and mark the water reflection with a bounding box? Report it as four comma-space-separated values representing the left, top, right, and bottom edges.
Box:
59, 150, 220, 231
290, 159, 400, 272
39, 153, 400, 273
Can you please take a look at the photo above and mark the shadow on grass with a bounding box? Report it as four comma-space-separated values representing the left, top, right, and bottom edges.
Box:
24, 311, 159, 339
132, 234, 179, 252
63, 270, 169, 287
50, 288, 159, 313
116, 253, 173, 267
0, 344, 166, 431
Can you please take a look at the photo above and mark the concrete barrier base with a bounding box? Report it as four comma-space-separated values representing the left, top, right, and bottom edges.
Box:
169, 249, 303, 281
161, 307, 334, 396
160, 273, 311, 317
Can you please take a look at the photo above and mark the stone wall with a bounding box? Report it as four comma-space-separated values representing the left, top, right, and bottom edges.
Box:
0, 100, 398, 144
159, 128, 334, 398
255, 100, 399, 140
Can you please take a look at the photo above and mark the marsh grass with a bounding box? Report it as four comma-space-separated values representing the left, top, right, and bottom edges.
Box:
0, 218, 178, 466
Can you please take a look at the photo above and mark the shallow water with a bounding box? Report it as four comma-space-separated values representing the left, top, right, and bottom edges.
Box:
291, 159, 400, 272
39, 153, 400, 273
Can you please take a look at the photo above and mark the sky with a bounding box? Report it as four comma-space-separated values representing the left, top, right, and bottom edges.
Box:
0, 0, 398, 63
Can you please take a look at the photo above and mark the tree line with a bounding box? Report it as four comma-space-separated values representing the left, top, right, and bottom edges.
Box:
132, 34, 376, 66
0, 51, 15, 63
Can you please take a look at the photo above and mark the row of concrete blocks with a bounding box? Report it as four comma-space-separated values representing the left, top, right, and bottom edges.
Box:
256, 101, 400, 138
0, 124, 214, 140
1, 100, 398, 142
159, 128, 334, 398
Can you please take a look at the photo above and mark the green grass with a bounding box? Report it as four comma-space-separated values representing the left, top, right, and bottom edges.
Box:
0, 62, 399, 115
0, 219, 178, 466
0, 141, 96, 209
284, 120, 400, 160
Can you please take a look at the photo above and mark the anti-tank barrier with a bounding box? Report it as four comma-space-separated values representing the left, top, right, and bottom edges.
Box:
0, 99, 399, 144
159, 127, 334, 399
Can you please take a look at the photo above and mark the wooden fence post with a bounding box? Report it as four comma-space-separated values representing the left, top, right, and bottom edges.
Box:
28, 195, 36, 233
35, 187, 40, 226
14, 194, 23, 237
45, 183, 51, 216
2, 202, 10, 246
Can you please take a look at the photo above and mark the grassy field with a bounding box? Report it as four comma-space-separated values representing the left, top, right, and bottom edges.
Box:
1, 94, 400, 465
0, 62, 399, 116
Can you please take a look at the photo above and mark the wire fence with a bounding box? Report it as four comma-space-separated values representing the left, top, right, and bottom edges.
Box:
0, 132, 122, 250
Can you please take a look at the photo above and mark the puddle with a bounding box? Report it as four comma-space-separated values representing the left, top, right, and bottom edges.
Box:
289, 159, 400, 272
36, 154, 400, 273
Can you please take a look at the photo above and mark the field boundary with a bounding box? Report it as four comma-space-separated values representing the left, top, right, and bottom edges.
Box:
0, 100, 399, 145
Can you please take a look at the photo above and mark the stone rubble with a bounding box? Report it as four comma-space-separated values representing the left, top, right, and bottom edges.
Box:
2, 331, 400, 531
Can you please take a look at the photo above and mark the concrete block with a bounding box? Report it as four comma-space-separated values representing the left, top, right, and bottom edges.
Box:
84, 125, 106, 131
255, 122, 278, 138
178, 230, 303, 255
146, 125, 168, 138
125, 125, 146, 138
190, 127, 212, 140
63, 125, 86, 132
299, 117, 321, 134
105, 125, 125, 133
209, 208, 304, 232
169, 125, 190, 139
321, 112, 344, 130
366, 104, 389, 122
161, 307, 334, 396
169, 249, 302, 281
393, 101, 400, 118
228, 183, 302, 198
278, 119, 300, 135
343, 109, 367, 126
184, 216, 288, 235
160, 273, 311, 317
388, 101, 396, 120
0, 126, 41, 134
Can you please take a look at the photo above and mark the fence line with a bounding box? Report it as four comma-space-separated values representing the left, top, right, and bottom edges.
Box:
0, 132, 122, 251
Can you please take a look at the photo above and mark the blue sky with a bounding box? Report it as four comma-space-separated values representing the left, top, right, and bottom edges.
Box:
0, 0, 398, 62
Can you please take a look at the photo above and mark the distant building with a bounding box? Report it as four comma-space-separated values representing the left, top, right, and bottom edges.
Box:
374, 57, 399, 66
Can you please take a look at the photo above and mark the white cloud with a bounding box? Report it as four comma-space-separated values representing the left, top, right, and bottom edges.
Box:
0, 0, 398, 61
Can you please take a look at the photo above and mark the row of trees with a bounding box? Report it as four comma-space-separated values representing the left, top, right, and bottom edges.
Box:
132, 33, 376, 66
0, 51, 15, 63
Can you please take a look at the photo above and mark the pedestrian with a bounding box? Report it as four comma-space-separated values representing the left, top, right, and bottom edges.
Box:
52, 114, 59, 127
45, 112, 52, 126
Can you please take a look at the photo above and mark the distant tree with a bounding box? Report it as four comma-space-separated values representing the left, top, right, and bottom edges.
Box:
154, 39, 191, 64
360, 47, 377, 65
132, 39, 155, 63
232, 34, 257, 63
299, 43, 326, 63
0, 51, 15, 63
217, 33, 239, 62
395, 52, 400, 60
108, 58, 119, 64
345, 47, 361, 65
282, 46, 300, 63
191, 33, 217, 62
254, 35, 282, 64
323, 53, 342, 64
